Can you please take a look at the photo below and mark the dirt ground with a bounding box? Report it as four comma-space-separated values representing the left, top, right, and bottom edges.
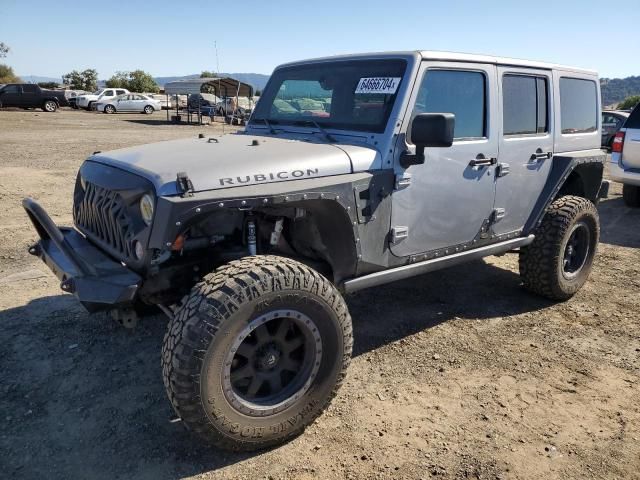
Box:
0, 109, 638, 480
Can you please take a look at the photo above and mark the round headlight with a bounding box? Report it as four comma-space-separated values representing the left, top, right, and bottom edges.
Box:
140, 194, 154, 226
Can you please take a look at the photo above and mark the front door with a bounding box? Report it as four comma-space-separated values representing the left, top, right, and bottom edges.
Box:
0, 84, 22, 107
390, 62, 499, 257
493, 67, 554, 236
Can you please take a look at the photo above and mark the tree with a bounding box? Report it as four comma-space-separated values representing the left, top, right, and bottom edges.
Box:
0, 64, 20, 83
37, 81, 59, 89
0, 42, 9, 58
105, 71, 129, 88
105, 70, 159, 93
62, 69, 98, 91
200, 71, 217, 78
618, 95, 640, 111
127, 70, 159, 93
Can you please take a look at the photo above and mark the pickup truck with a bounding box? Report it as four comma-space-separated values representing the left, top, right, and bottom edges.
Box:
76, 88, 129, 111
0, 83, 68, 112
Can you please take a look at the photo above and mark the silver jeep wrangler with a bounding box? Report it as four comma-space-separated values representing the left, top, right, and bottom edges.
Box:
24, 51, 608, 451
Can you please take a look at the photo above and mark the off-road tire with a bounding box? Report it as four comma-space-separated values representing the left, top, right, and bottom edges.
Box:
622, 184, 640, 207
161, 255, 353, 451
519, 195, 599, 300
42, 100, 57, 112
87, 102, 94, 111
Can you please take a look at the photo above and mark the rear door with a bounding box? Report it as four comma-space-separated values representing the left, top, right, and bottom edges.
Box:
390, 62, 499, 257
621, 107, 640, 169
493, 67, 554, 236
116, 95, 133, 111
22, 84, 40, 107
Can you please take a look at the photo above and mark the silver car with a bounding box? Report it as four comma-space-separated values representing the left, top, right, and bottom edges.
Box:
96, 93, 161, 114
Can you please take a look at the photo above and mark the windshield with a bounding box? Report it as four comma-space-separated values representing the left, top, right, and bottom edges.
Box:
252, 59, 407, 133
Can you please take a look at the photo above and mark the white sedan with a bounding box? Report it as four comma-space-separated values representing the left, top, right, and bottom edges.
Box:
96, 94, 161, 114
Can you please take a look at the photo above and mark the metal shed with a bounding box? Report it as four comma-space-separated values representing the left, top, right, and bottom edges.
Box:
164, 77, 254, 97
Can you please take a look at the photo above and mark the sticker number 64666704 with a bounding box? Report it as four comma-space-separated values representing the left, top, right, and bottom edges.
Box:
355, 77, 401, 94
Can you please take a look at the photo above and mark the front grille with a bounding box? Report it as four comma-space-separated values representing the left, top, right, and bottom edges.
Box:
74, 182, 135, 260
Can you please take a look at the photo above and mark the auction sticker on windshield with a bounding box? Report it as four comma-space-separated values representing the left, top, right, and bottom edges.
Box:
355, 77, 401, 94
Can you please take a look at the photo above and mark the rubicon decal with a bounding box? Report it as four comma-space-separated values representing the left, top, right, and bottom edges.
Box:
219, 168, 320, 186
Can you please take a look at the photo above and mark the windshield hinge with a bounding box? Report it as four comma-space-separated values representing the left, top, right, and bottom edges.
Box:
176, 172, 194, 197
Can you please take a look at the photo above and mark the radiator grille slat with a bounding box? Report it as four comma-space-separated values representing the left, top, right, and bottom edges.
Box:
74, 182, 134, 260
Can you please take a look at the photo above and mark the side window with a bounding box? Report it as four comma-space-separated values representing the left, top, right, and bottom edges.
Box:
116, 89, 126, 96
103, 90, 114, 96
559, 78, 597, 134
412, 70, 486, 139
23, 84, 38, 93
502, 74, 548, 135
3, 85, 21, 93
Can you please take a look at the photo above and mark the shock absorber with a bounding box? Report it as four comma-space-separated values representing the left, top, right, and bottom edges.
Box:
246, 214, 257, 256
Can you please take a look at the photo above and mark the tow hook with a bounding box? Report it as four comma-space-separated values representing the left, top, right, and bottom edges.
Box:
28, 243, 41, 256
60, 278, 75, 293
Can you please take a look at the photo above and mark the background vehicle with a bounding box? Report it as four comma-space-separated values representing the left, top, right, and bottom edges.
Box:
216, 96, 253, 116
0, 83, 68, 112
601, 110, 629, 149
96, 93, 161, 114
23, 51, 607, 452
610, 104, 640, 207
146, 93, 172, 109
65, 89, 88, 109
76, 88, 129, 110
186, 93, 220, 112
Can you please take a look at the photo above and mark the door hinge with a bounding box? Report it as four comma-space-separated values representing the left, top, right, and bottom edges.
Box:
390, 226, 409, 244
395, 172, 412, 190
492, 208, 506, 222
497, 163, 510, 177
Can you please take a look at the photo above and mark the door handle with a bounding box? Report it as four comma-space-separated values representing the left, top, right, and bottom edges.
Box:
530, 149, 552, 162
469, 154, 497, 167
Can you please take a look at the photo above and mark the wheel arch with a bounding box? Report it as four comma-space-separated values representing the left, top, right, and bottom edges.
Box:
523, 151, 606, 236
148, 172, 396, 286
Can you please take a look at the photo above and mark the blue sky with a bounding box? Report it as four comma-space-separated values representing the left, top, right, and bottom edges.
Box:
1, 0, 636, 79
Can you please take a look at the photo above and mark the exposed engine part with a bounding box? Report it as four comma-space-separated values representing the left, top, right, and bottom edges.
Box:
270, 218, 284, 246
110, 307, 139, 329
247, 216, 257, 255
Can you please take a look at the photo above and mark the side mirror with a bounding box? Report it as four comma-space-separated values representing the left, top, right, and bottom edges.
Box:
400, 113, 455, 168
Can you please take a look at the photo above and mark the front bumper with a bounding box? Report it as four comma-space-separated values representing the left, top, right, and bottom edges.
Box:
22, 198, 141, 312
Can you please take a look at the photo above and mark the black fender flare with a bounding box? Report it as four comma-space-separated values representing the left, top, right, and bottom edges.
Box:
523, 151, 606, 235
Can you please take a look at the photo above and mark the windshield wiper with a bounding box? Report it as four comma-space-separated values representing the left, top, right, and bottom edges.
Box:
301, 119, 336, 143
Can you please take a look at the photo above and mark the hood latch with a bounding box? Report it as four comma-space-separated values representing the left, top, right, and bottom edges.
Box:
176, 172, 194, 197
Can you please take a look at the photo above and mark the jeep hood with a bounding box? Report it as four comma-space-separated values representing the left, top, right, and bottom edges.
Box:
89, 134, 381, 196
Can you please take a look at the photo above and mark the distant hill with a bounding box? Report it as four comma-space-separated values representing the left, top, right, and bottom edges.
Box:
601, 76, 640, 107
19, 72, 270, 92
19, 75, 61, 84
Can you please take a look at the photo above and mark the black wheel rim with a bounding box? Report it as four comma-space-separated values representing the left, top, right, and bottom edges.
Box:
562, 221, 590, 279
223, 309, 322, 416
